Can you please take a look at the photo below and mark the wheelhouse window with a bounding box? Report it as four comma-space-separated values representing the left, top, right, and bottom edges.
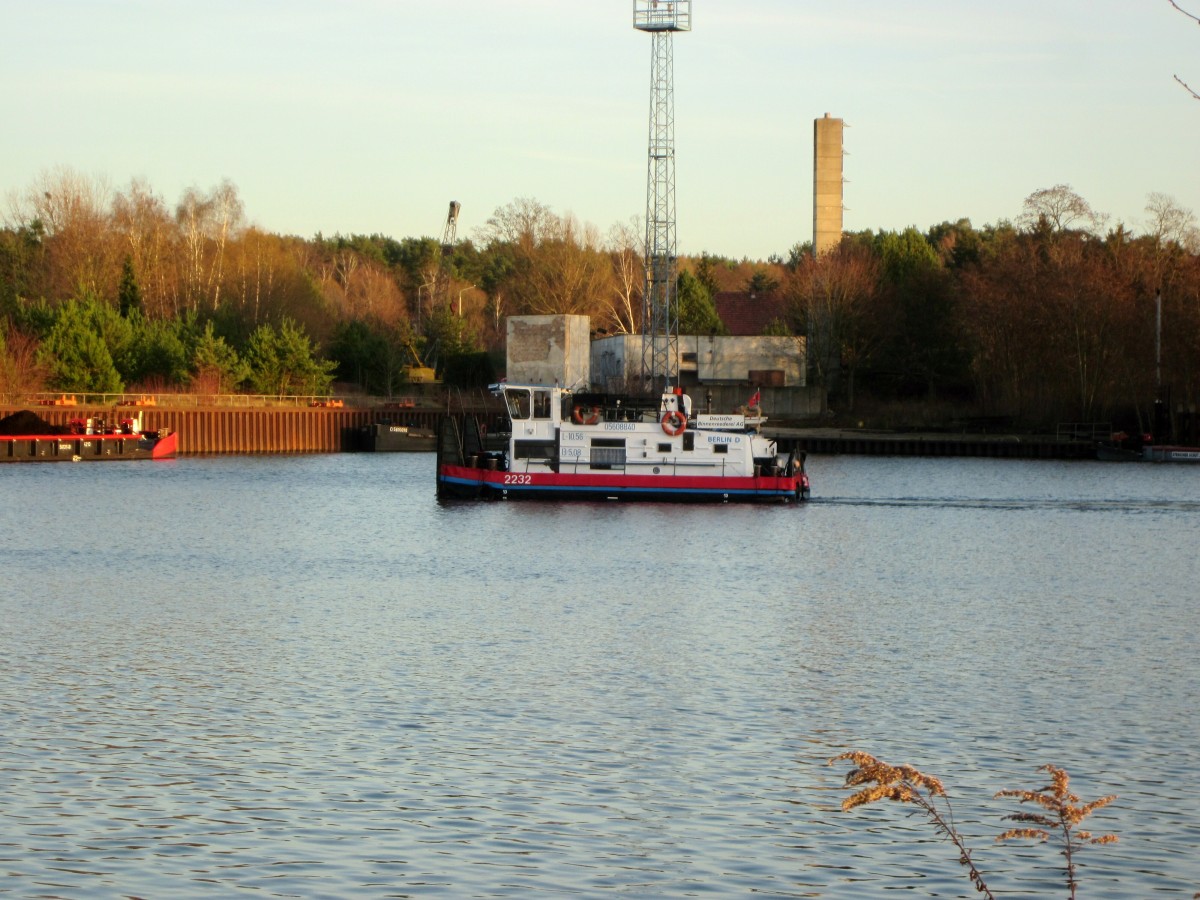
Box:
506, 389, 531, 420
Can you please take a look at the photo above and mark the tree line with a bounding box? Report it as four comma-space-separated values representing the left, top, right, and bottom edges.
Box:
0, 172, 703, 400
778, 186, 1199, 433
2, 169, 1198, 433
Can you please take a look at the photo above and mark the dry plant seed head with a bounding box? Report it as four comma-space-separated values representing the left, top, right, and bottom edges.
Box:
995, 765, 1118, 846
829, 750, 997, 900
829, 755, 1121, 900
830, 753, 945, 812
997, 827, 1049, 842
829, 751, 944, 801
1078, 796, 1119, 821
1047, 764, 1070, 797
843, 784, 908, 811
1001, 810, 1057, 829
911, 770, 946, 796
829, 750, 878, 768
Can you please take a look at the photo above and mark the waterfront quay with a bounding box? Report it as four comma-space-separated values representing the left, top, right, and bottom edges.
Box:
4, 397, 1098, 459
774, 426, 1098, 460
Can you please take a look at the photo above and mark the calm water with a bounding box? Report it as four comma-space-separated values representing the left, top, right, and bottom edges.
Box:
2, 453, 1198, 898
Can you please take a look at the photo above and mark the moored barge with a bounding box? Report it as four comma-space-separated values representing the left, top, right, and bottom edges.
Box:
0, 410, 178, 463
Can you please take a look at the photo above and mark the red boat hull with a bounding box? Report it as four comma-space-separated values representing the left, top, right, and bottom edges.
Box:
437, 462, 807, 503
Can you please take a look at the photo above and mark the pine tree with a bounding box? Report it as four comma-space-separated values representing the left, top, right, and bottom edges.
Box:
118, 256, 143, 318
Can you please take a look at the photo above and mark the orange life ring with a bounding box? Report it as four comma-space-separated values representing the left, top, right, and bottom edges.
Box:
572, 405, 601, 425
661, 410, 686, 436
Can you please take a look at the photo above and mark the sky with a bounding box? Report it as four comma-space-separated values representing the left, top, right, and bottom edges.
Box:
3, 0, 1198, 261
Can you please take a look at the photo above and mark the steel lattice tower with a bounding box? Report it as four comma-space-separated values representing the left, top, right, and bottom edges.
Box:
634, 1, 690, 394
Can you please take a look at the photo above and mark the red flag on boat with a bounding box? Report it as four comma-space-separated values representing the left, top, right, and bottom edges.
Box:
748, 389, 760, 408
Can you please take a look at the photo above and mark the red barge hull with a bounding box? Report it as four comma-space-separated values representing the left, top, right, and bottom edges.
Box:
1, 430, 178, 463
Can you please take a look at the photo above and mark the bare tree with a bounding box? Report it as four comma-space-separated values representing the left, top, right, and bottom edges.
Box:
604, 218, 643, 334
177, 187, 214, 313
112, 178, 173, 317
782, 241, 881, 412
333, 248, 360, 305
517, 214, 612, 317
1145, 192, 1199, 250
477, 199, 615, 321
0, 327, 46, 402
476, 197, 558, 250
208, 180, 244, 311
175, 179, 244, 313
344, 262, 408, 325
10, 167, 116, 300
232, 229, 265, 325
1169, 0, 1200, 99
1018, 184, 1106, 234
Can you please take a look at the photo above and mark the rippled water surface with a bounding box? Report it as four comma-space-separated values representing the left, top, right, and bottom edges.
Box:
2, 454, 1198, 897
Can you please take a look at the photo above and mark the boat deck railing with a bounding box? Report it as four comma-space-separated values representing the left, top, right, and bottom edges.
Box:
20, 389, 504, 411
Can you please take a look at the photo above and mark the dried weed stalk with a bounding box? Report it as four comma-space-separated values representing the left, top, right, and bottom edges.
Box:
995, 764, 1117, 900
829, 751, 1118, 899
829, 750, 995, 898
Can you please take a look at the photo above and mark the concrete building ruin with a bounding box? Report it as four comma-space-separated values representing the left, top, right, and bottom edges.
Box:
590, 333, 805, 393
504, 315, 821, 420
505, 315, 806, 393
505, 316, 591, 389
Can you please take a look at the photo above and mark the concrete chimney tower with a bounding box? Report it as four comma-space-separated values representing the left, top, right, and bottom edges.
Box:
813, 113, 844, 256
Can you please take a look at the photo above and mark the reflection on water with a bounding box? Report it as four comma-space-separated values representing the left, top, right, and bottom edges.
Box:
1, 454, 1198, 897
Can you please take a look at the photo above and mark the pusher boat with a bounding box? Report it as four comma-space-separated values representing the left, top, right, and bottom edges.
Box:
437, 383, 808, 503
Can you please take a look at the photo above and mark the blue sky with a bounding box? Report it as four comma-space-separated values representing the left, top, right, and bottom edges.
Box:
3, 0, 1197, 260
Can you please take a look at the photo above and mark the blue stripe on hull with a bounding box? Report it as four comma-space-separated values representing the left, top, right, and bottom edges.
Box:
438, 477, 796, 503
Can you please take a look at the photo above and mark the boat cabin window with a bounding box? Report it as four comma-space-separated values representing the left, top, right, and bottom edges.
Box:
533, 389, 552, 420
514, 439, 556, 460
506, 389, 531, 420
713, 444, 728, 454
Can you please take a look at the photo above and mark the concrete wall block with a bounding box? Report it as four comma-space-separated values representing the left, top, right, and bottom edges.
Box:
507, 315, 591, 387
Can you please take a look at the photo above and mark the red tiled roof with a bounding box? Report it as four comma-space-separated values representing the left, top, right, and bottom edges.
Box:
714, 291, 788, 336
